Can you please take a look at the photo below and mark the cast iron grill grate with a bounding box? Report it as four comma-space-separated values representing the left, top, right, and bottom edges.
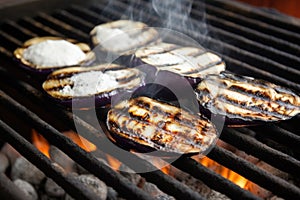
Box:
0, 0, 299, 199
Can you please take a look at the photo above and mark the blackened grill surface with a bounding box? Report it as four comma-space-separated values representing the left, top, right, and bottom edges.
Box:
0, 0, 300, 199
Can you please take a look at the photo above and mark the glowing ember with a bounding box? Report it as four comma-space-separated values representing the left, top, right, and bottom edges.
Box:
31, 129, 50, 158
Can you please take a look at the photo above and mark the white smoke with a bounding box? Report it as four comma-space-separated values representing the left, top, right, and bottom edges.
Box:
152, 0, 208, 38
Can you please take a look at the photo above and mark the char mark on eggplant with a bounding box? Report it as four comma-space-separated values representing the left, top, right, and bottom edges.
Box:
90, 20, 161, 55
134, 42, 226, 80
42, 63, 145, 103
195, 73, 300, 125
107, 96, 218, 155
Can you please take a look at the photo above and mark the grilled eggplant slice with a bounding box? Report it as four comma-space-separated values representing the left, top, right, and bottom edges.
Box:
42, 64, 145, 108
90, 20, 160, 55
107, 96, 218, 155
195, 73, 300, 126
14, 37, 93, 75
133, 42, 225, 86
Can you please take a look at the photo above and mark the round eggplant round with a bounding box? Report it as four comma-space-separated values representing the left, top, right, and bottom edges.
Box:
90, 20, 161, 56
133, 42, 226, 87
42, 63, 146, 109
14, 36, 94, 75
195, 72, 300, 126
106, 96, 218, 156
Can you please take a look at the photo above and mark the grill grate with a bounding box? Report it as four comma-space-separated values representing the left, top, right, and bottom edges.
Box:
0, 68, 208, 200
0, 0, 300, 199
0, 89, 154, 200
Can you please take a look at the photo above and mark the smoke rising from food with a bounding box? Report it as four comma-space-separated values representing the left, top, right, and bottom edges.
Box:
101, 0, 208, 38
152, 0, 194, 29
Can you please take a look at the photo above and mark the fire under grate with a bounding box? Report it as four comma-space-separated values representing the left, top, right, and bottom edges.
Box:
0, 0, 300, 199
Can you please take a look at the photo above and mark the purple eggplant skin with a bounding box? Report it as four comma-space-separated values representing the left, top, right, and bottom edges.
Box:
132, 43, 226, 88
13, 36, 93, 76
48, 89, 119, 109
195, 72, 300, 127
105, 126, 194, 158
42, 64, 146, 109
129, 56, 157, 83
14, 57, 56, 76
130, 58, 199, 102
131, 55, 202, 87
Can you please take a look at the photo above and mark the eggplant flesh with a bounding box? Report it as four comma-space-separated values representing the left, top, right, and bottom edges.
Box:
195, 73, 300, 125
90, 20, 160, 55
42, 64, 145, 107
14, 36, 93, 74
107, 96, 218, 155
133, 42, 225, 86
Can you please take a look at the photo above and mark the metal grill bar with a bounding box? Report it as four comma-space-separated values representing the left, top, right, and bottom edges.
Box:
250, 125, 300, 152
220, 54, 300, 91
1, 20, 37, 41
190, 9, 300, 71
0, 45, 12, 57
53, 10, 94, 33
34, 12, 88, 40
68, 5, 109, 25
18, 17, 64, 37
0, 30, 22, 51
191, 5, 300, 57
209, 0, 300, 34
221, 128, 300, 176
278, 118, 300, 134
171, 157, 260, 200
200, 0, 300, 46
208, 147, 300, 199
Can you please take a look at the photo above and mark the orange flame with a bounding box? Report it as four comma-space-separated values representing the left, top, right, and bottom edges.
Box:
63, 131, 96, 152
106, 154, 122, 170
32, 129, 97, 159
161, 165, 172, 175
31, 129, 50, 158
194, 156, 249, 189
152, 159, 172, 175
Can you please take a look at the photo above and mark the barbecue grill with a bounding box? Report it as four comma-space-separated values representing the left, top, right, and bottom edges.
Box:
0, 0, 300, 199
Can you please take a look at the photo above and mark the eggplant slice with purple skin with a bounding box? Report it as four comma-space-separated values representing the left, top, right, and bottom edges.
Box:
90, 20, 161, 55
133, 42, 226, 86
14, 36, 93, 75
106, 96, 218, 156
195, 73, 300, 126
42, 64, 146, 108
